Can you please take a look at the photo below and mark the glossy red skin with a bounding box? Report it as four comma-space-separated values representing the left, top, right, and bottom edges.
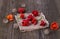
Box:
32, 18, 37, 25
32, 10, 39, 16
18, 8, 25, 13
27, 15, 34, 21
20, 14, 25, 19
50, 22, 59, 30
40, 20, 46, 26
22, 20, 29, 26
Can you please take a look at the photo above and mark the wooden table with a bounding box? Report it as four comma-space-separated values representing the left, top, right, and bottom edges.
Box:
0, 0, 60, 39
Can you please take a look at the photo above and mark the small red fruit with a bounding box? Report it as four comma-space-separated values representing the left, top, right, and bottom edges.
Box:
32, 10, 39, 16
50, 22, 59, 30
40, 20, 46, 26
27, 14, 34, 21
32, 18, 37, 25
18, 7, 25, 13
22, 19, 29, 26
20, 14, 25, 19
6, 14, 14, 21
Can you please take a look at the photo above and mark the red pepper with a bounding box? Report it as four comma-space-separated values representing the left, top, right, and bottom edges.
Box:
40, 20, 46, 26
22, 19, 30, 26
20, 13, 25, 19
32, 10, 39, 16
32, 18, 37, 25
27, 14, 34, 21
18, 7, 25, 13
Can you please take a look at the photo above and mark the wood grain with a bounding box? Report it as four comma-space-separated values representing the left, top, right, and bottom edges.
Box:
0, 0, 60, 39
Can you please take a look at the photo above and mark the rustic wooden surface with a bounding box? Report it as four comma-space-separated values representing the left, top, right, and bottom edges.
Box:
0, 0, 60, 39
